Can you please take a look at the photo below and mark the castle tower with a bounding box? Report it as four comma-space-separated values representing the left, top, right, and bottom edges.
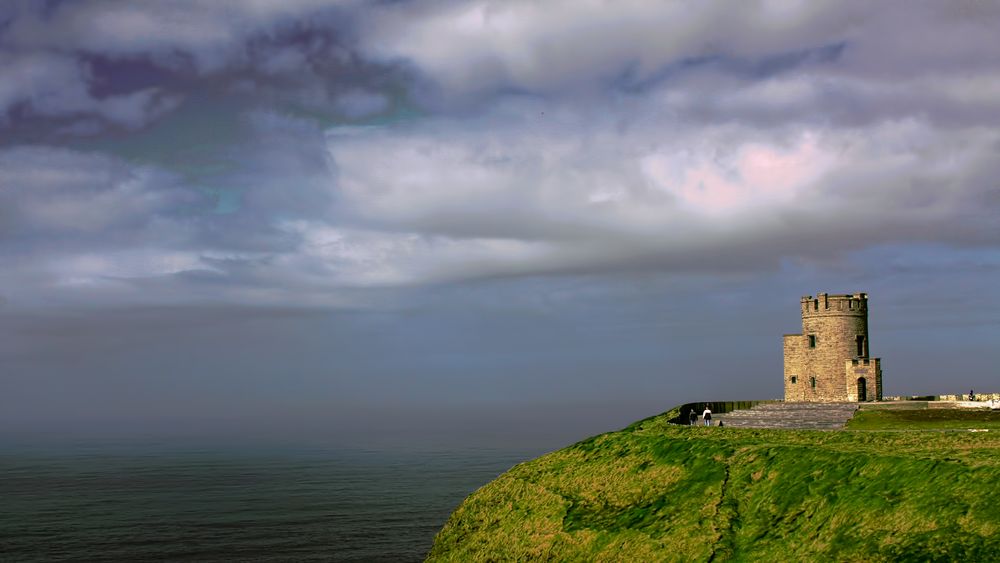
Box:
783, 292, 882, 402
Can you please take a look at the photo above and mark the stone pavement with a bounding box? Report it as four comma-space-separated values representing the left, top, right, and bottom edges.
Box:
716, 402, 859, 430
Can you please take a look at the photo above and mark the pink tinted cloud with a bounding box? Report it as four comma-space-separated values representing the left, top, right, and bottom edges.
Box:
642, 133, 832, 215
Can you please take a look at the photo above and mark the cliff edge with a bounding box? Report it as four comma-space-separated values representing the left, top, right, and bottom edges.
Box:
427, 406, 1000, 561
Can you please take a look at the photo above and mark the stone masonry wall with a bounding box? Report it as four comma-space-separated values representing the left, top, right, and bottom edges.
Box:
783, 334, 808, 401
845, 358, 881, 402
784, 292, 882, 402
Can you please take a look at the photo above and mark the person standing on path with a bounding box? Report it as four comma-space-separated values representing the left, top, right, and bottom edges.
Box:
702, 406, 712, 427
689, 409, 698, 426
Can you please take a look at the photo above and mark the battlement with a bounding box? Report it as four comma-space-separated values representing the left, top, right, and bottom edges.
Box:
800, 292, 867, 316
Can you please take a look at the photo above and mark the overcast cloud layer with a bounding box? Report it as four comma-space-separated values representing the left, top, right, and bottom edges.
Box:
2, 1, 999, 446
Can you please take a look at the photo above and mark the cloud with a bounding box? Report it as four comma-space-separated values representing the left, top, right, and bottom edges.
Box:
0, 51, 184, 129
2, 0, 351, 69
0, 0, 378, 132
275, 219, 553, 287
360, 0, 853, 99
360, 0, 1000, 127
95, 88, 184, 129
0, 114, 339, 306
1, 1, 999, 309
0, 146, 189, 236
335, 89, 390, 119
4, 1, 1000, 128
0, 52, 87, 119
3, 103, 998, 309
319, 103, 1000, 282
0, 146, 213, 304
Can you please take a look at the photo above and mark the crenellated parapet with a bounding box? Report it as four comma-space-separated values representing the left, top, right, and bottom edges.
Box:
800, 292, 867, 317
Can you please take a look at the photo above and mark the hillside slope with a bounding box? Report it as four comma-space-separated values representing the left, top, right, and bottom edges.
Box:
427, 408, 1000, 561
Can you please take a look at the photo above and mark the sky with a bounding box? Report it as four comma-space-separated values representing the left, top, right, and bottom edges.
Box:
2, 0, 999, 449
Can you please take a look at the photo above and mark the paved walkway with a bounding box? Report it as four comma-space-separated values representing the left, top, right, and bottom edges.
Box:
717, 402, 859, 430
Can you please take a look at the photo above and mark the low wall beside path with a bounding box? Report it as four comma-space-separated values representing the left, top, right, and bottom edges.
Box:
883, 393, 1000, 402
671, 400, 779, 425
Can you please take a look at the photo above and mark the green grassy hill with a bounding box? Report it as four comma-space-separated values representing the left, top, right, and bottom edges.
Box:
427, 407, 1000, 562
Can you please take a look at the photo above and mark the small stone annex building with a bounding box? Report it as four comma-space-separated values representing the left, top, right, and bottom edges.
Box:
784, 292, 883, 402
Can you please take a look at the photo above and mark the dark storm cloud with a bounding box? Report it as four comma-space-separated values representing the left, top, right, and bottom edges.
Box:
0, 0, 405, 137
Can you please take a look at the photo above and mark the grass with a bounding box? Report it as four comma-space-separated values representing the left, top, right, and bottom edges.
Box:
427, 408, 1000, 562
847, 408, 1000, 431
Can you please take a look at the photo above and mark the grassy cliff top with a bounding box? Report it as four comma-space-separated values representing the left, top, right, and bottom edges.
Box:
427, 407, 1000, 562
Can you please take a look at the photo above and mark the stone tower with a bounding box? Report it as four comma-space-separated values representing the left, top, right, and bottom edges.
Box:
783, 292, 882, 402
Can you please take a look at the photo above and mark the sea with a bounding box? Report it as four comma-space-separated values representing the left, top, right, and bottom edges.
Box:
0, 442, 543, 562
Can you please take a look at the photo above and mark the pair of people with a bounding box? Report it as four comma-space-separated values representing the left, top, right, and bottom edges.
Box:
688, 406, 715, 426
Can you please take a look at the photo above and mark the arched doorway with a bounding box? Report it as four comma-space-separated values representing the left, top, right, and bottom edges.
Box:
857, 377, 867, 402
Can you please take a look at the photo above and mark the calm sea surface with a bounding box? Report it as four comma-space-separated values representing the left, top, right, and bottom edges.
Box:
0, 443, 541, 562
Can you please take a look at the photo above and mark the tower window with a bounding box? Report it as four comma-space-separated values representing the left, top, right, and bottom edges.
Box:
810, 376, 816, 389
808, 335, 816, 348
790, 376, 797, 384
856, 335, 865, 357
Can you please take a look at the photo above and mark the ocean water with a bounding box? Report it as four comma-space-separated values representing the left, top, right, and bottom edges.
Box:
0, 443, 540, 562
